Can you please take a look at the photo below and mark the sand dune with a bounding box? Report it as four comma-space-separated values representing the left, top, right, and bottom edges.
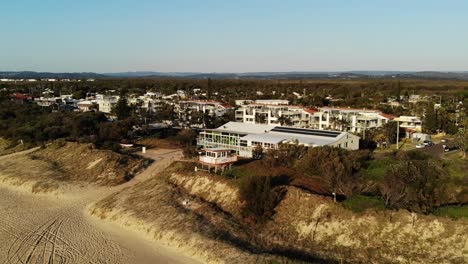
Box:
0, 147, 200, 264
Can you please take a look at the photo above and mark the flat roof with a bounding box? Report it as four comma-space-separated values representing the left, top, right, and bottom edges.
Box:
205, 122, 357, 146
214, 122, 276, 134
201, 147, 233, 152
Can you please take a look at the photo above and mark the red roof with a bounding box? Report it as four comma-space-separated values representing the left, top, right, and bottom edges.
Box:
303, 108, 318, 114
11, 93, 32, 100
320, 106, 381, 112
379, 113, 396, 120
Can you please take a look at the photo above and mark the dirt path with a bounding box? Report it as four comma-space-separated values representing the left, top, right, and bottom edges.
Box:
0, 148, 199, 264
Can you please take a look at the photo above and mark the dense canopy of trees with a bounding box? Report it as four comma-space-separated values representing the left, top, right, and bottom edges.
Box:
0, 100, 134, 150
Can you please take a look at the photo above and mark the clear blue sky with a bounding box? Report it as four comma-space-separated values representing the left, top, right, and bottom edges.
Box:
1, 0, 467, 72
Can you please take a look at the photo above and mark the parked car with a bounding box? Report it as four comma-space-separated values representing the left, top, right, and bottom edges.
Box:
444, 146, 458, 152
423, 140, 434, 146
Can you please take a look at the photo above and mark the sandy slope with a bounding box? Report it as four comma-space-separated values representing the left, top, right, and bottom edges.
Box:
0, 148, 200, 264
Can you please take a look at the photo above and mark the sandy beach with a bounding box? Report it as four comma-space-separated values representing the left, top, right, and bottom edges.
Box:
0, 148, 200, 264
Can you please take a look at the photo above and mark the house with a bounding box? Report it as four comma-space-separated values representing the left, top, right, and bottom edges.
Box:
394, 116, 423, 137
197, 122, 360, 158
77, 100, 97, 112
197, 148, 238, 173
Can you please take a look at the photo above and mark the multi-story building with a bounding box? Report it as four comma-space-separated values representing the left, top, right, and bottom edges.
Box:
128, 93, 165, 113
197, 122, 360, 158
234, 102, 317, 127
235, 102, 396, 134
175, 100, 234, 127
176, 100, 232, 117
310, 107, 395, 133
96, 94, 120, 114
394, 116, 423, 137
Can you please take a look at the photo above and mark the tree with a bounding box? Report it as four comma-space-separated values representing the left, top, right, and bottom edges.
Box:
255, 113, 266, 124
112, 96, 132, 120
278, 115, 292, 126
379, 159, 449, 212
296, 147, 371, 197
454, 122, 467, 158
238, 175, 286, 224
381, 121, 402, 145
423, 104, 439, 133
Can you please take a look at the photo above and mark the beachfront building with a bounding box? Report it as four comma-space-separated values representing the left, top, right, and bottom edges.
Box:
197, 122, 360, 158
234, 102, 317, 127
197, 148, 238, 173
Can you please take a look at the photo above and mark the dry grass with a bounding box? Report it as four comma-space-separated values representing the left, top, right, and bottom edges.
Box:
267, 187, 468, 264
91, 160, 468, 263
0, 138, 33, 156
137, 138, 180, 149
90, 162, 314, 264
0, 141, 147, 192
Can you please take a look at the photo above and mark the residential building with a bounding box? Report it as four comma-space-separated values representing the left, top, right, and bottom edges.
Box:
175, 100, 233, 127
234, 102, 317, 127
310, 107, 395, 133
128, 94, 165, 113
77, 100, 97, 112
197, 122, 360, 158
254, 99, 289, 105
96, 94, 120, 113
394, 116, 423, 137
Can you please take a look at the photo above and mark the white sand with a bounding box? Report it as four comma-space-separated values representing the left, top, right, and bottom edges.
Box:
0, 148, 200, 264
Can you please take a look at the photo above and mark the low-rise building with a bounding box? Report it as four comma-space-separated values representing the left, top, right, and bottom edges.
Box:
197, 122, 360, 158
77, 100, 97, 112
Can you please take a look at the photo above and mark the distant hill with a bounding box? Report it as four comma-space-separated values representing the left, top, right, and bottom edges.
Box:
1, 71, 468, 80
0, 71, 106, 79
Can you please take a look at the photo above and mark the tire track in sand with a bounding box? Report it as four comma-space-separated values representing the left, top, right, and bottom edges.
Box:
6, 216, 94, 264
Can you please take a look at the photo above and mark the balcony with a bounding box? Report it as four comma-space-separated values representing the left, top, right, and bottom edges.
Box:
199, 155, 238, 165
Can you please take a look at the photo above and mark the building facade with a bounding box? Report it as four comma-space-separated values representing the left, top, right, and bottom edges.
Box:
197, 122, 360, 158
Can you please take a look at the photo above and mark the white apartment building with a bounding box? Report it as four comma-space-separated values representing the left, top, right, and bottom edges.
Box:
311, 107, 395, 133
177, 100, 233, 117
128, 94, 165, 113
96, 94, 120, 114
235, 102, 317, 128
235, 103, 395, 133
254, 99, 289, 105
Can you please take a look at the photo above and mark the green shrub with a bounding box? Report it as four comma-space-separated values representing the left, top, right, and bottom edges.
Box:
342, 195, 386, 213
363, 159, 395, 181
239, 175, 288, 224
433, 206, 468, 219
